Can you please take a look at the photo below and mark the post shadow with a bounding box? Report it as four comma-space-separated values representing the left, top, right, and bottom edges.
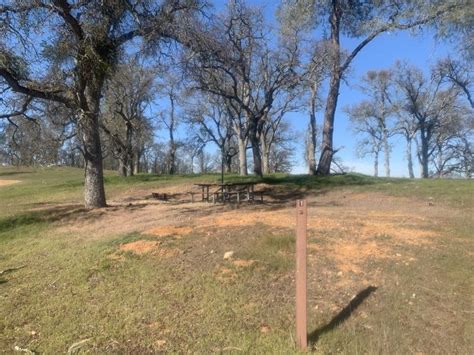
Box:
308, 286, 378, 344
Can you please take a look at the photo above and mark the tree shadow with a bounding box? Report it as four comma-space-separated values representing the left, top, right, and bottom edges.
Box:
0, 205, 90, 236
308, 286, 378, 344
0, 171, 32, 177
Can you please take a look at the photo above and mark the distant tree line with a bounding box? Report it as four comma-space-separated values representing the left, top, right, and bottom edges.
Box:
0, 0, 471, 208
347, 59, 472, 179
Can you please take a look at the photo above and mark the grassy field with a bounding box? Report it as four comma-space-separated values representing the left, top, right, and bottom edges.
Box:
0, 166, 473, 353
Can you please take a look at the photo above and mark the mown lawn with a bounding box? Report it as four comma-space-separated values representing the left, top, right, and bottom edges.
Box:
0, 167, 472, 353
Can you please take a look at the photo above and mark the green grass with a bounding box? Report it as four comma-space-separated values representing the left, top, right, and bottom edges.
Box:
0, 166, 472, 353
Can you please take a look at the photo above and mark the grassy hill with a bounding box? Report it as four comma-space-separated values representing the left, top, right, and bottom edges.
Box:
0, 167, 473, 353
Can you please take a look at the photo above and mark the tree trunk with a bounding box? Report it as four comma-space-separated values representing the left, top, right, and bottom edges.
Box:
126, 157, 133, 176
316, 71, 341, 176
81, 111, 107, 208
437, 145, 443, 178
198, 151, 205, 173
316, 1, 341, 176
249, 127, 263, 177
133, 151, 140, 175
125, 123, 134, 176
237, 136, 248, 176
373, 150, 379, 177
118, 156, 127, 177
406, 137, 414, 179
225, 155, 232, 173
262, 151, 270, 175
260, 134, 270, 175
308, 121, 317, 175
420, 131, 429, 178
308, 87, 318, 175
167, 93, 177, 175
383, 128, 390, 177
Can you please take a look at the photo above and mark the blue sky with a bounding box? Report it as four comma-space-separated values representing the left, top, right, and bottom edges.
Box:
157, 1, 458, 177
293, 31, 455, 177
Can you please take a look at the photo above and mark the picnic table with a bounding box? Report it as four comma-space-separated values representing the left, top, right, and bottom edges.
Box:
193, 182, 261, 203
194, 183, 213, 202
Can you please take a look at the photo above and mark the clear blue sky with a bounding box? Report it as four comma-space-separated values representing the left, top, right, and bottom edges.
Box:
328, 32, 453, 177
158, 1, 458, 177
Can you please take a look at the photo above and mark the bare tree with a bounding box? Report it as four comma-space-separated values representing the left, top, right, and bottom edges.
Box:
188, 0, 299, 176
301, 42, 330, 174
350, 70, 397, 177
0, 0, 205, 208
185, 93, 237, 173
434, 57, 473, 109
266, 120, 295, 173
102, 60, 155, 176
279, 0, 462, 175
430, 109, 473, 177
394, 112, 417, 178
347, 105, 384, 177
158, 74, 182, 175
0, 97, 77, 166
394, 62, 468, 178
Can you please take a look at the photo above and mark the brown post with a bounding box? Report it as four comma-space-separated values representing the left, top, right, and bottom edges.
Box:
296, 199, 307, 350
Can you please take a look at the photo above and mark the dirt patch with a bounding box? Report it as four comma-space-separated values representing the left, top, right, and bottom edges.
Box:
197, 203, 438, 246
0, 179, 21, 187
330, 240, 390, 274
144, 226, 194, 237
360, 221, 437, 244
119, 240, 181, 258
232, 259, 256, 267
120, 240, 161, 255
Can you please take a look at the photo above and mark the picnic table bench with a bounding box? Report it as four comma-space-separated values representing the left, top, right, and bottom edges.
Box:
193, 182, 263, 204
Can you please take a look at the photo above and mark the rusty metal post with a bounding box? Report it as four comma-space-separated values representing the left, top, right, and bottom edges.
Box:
296, 199, 307, 350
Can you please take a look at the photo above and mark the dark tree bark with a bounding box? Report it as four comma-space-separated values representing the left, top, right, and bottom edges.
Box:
406, 137, 415, 179
316, 1, 342, 175
248, 119, 263, 176
80, 112, 107, 208
250, 137, 263, 177
308, 90, 318, 175
419, 128, 431, 178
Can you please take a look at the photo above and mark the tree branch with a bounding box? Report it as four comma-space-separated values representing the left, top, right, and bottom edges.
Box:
0, 69, 72, 107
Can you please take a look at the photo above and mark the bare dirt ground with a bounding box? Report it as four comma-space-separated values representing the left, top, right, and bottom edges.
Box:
0, 179, 21, 187
55, 187, 454, 278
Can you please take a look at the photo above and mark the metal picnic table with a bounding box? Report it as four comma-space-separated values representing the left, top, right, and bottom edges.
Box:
194, 183, 213, 202
193, 182, 259, 203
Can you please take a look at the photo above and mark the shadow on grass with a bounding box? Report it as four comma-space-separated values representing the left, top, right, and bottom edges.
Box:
104, 173, 222, 186
0, 171, 32, 177
104, 172, 405, 190
212, 173, 409, 193
0, 205, 88, 237
308, 286, 378, 344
